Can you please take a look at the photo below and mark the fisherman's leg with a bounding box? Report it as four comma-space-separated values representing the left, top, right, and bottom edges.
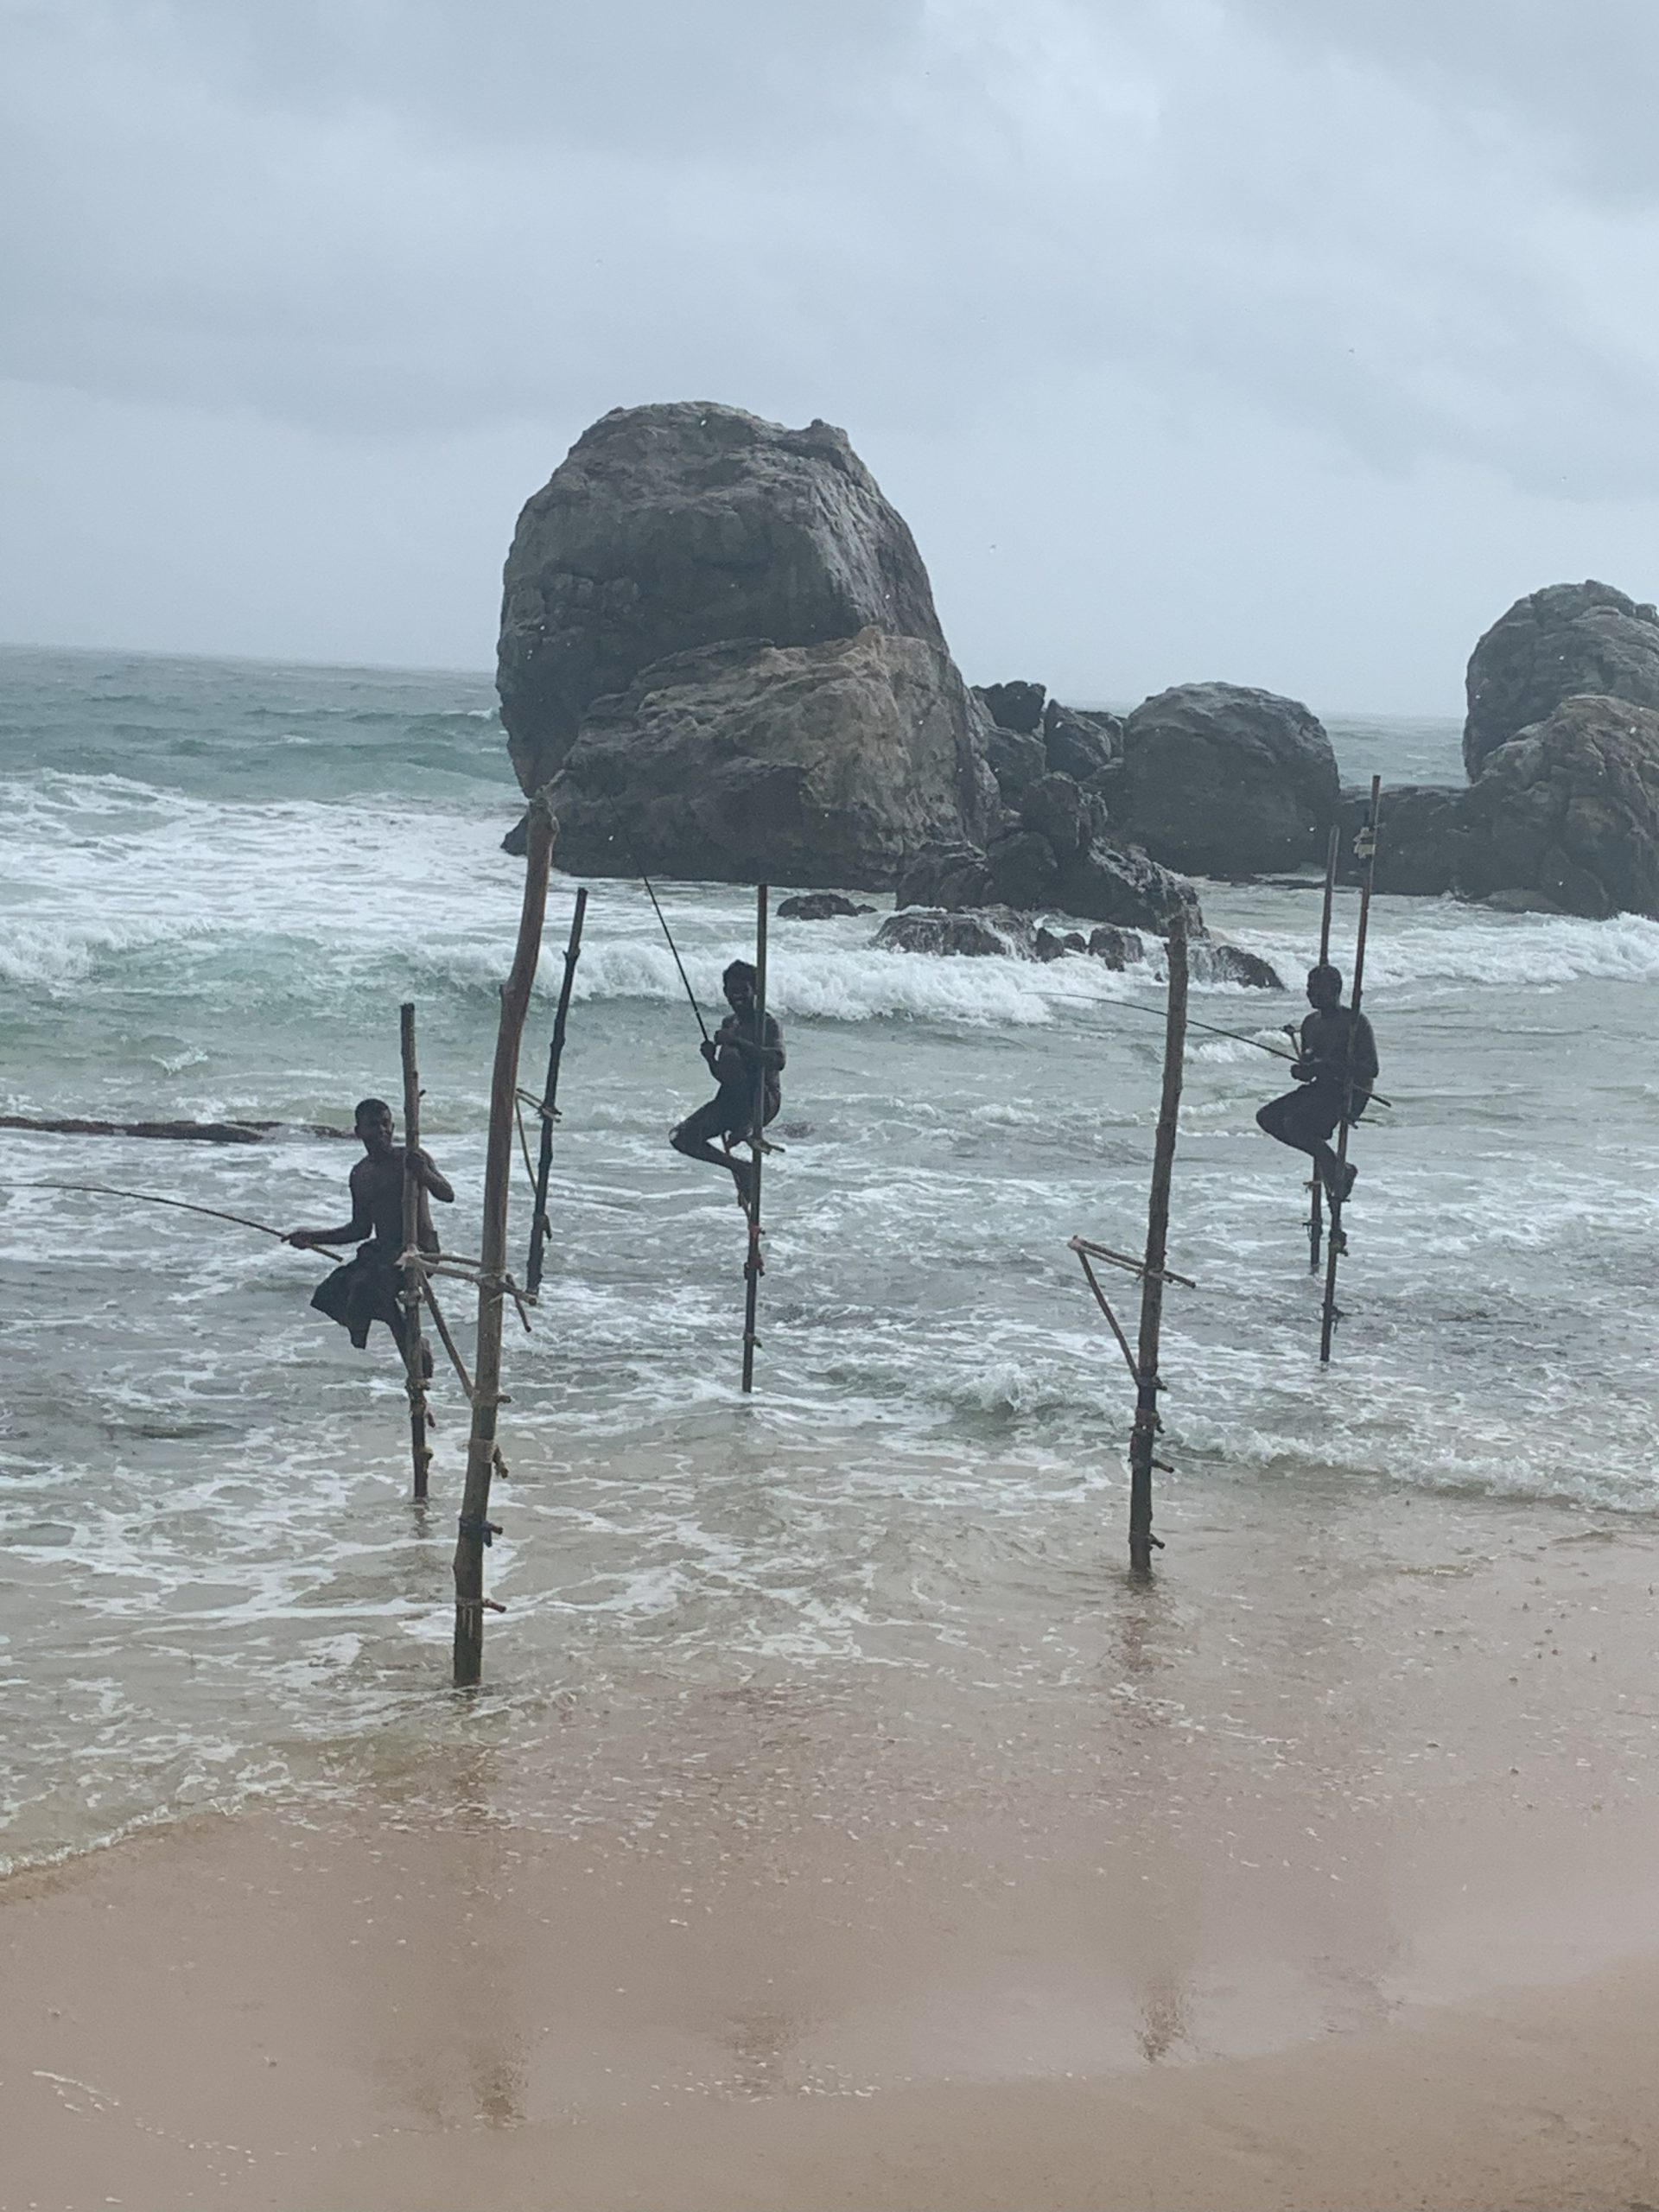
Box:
1256, 1090, 1314, 1154
673, 1096, 749, 1194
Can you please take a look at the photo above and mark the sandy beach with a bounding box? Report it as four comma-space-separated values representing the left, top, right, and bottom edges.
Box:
6, 1479, 1658, 2212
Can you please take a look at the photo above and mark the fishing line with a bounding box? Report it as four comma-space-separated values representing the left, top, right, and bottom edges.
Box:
604, 800, 711, 1044
0, 1180, 346, 1259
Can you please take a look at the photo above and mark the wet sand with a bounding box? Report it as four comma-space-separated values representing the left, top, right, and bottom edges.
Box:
5, 1484, 1659, 2211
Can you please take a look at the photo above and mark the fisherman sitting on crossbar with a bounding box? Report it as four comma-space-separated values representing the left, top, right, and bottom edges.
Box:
284, 1096, 454, 1370
1256, 963, 1379, 1209
671, 961, 785, 1214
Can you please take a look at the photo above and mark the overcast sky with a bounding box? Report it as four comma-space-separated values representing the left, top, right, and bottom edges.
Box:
4, 0, 1658, 713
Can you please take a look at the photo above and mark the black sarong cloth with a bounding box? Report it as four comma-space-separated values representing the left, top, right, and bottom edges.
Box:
310, 1242, 410, 1354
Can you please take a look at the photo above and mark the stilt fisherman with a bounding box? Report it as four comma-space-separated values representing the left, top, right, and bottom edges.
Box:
285, 1096, 454, 1370
671, 960, 785, 1213
1256, 963, 1379, 1208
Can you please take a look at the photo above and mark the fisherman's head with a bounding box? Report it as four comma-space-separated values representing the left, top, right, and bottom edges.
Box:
722, 959, 758, 1015
1306, 963, 1343, 1011
353, 1096, 395, 1154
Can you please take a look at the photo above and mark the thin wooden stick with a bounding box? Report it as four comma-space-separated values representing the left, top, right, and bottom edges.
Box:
1071, 1242, 1141, 1386
452, 803, 555, 1687
1319, 778, 1382, 1365
741, 884, 769, 1396
1306, 823, 1341, 1273
399, 1003, 432, 1503
525, 887, 588, 1300
1128, 913, 1188, 1576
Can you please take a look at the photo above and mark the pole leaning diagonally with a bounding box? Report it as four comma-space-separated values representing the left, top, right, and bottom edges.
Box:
741, 885, 768, 1395
525, 887, 588, 1300
398, 1002, 432, 1501
453, 803, 555, 1686
1128, 911, 1188, 1576
1319, 777, 1382, 1366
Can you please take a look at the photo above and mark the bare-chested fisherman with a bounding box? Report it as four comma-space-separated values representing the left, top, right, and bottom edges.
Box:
285, 1096, 454, 1368
670, 960, 785, 1213
1255, 963, 1379, 1207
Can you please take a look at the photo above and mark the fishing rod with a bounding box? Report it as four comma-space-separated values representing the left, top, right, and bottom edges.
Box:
604, 800, 710, 1044
0, 1180, 346, 1260
1033, 982, 1393, 1107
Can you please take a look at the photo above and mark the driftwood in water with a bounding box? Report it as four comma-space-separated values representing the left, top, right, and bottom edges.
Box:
1128, 912, 1188, 1576
0, 1116, 351, 1143
399, 1003, 432, 1503
452, 804, 555, 1687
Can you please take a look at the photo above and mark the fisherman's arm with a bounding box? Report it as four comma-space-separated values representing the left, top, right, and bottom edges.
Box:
284, 1162, 374, 1247
409, 1148, 454, 1205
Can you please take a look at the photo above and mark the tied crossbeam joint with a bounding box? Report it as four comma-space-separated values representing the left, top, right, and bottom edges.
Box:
458, 1515, 501, 1547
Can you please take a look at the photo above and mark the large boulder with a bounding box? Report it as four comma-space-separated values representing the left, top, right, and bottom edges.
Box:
975, 680, 1046, 734
545, 629, 995, 889
1455, 696, 1659, 918
498, 400, 955, 792
1042, 699, 1122, 784
1463, 582, 1659, 779
1336, 783, 1466, 895
1117, 683, 1339, 876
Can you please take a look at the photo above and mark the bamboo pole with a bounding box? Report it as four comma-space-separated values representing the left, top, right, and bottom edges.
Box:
740, 884, 769, 1395
399, 1003, 433, 1502
452, 804, 556, 1687
1319, 777, 1382, 1366
524, 887, 588, 1300
1128, 912, 1188, 1576
1306, 823, 1341, 1273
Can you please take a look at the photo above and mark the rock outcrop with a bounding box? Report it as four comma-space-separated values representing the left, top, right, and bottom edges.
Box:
875, 906, 1037, 958
1455, 696, 1659, 918
895, 824, 1199, 936
777, 892, 875, 919
1336, 783, 1465, 896
546, 630, 995, 890
1116, 683, 1339, 877
1463, 581, 1659, 779
497, 403, 995, 887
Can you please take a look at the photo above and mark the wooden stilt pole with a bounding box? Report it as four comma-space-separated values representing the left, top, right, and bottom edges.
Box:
398, 1002, 432, 1502
1319, 778, 1382, 1366
741, 884, 769, 1396
1128, 912, 1188, 1576
524, 887, 588, 1300
452, 804, 555, 1687
1306, 824, 1341, 1273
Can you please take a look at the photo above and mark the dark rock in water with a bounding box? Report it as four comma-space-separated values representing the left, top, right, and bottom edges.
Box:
1188, 942, 1284, 989
1463, 581, 1659, 779
1455, 695, 1659, 918
1033, 926, 1075, 962
499, 402, 949, 795
898, 830, 1200, 936
985, 723, 1048, 804
1056, 839, 1202, 935
1087, 924, 1147, 969
777, 891, 875, 919
1337, 782, 1465, 895
1042, 700, 1122, 784
1118, 682, 1339, 875
1479, 885, 1563, 914
1019, 771, 1107, 861
976, 679, 1046, 734
1062, 930, 1088, 952
875, 906, 1037, 958
985, 826, 1060, 906
546, 629, 995, 890
502, 811, 531, 856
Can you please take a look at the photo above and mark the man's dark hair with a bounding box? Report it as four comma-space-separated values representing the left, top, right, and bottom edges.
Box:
1307, 963, 1343, 994
723, 960, 758, 992
353, 1096, 392, 1125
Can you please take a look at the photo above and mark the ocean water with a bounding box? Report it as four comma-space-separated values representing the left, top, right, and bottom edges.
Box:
3, 645, 1658, 1871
